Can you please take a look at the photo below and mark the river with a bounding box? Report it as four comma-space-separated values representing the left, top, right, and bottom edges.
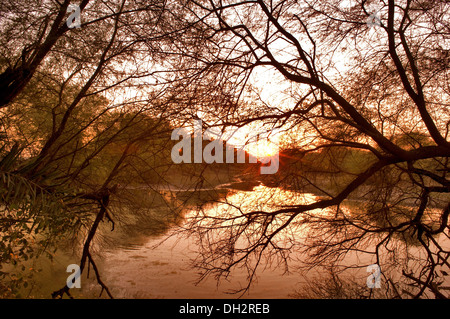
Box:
86, 185, 315, 298
22, 185, 449, 299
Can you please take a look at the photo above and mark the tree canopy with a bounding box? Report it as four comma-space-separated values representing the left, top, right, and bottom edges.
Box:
0, 0, 449, 299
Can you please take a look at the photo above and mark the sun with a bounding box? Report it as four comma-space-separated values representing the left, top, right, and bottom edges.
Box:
246, 139, 279, 158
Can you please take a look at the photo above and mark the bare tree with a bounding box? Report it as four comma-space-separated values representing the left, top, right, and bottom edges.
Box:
0, 0, 197, 298
1, 0, 448, 299
165, 0, 450, 298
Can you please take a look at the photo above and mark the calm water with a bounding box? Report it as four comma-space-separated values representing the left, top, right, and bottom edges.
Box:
91, 186, 315, 298
23, 185, 449, 298
25, 186, 309, 298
